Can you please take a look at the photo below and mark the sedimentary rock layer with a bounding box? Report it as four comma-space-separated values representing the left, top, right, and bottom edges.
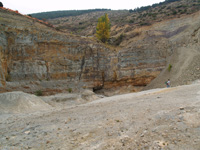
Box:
1, 9, 199, 93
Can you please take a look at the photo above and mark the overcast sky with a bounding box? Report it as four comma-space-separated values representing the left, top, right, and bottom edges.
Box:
1, 0, 165, 14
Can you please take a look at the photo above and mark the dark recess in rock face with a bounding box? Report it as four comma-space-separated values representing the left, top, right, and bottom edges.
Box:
93, 84, 104, 92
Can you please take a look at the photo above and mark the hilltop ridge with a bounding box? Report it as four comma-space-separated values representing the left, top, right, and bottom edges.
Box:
45, 0, 200, 40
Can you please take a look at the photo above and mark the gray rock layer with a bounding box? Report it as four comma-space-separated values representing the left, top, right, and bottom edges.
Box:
0, 8, 200, 93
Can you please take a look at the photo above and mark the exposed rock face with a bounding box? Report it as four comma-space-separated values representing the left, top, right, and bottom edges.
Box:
145, 11, 200, 89
0, 9, 163, 93
0, 8, 199, 93
0, 9, 111, 92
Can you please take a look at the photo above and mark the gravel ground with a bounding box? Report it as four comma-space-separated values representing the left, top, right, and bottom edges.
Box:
0, 82, 200, 150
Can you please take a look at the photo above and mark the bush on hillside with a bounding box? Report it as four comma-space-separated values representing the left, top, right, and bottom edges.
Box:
35, 90, 43, 96
168, 64, 172, 72
0, 2, 3, 7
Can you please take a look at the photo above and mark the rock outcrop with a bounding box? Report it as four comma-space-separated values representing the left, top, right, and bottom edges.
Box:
145, 11, 200, 89
0, 8, 199, 94
0, 8, 163, 93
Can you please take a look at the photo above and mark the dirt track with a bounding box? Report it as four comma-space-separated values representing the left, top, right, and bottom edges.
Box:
1, 83, 200, 150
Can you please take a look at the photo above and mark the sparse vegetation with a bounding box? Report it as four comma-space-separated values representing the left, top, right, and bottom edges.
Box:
168, 64, 172, 72
30, 9, 111, 20
68, 88, 72, 93
140, 22, 151, 26
172, 10, 177, 15
42, 0, 200, 45
129, 19, 134, 23
96, 13, 111, 43
35, 90, 43, 96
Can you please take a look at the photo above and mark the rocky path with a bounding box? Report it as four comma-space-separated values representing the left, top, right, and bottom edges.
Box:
1, 83, 200, 150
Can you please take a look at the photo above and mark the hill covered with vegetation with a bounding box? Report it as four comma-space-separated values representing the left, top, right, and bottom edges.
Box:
30, 9, 111, 20
39, 0, 199, 46
28, 0, 200, 47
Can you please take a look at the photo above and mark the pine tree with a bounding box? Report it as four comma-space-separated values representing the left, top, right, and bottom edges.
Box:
96, 13, 110, 43
0, 2, 3, 7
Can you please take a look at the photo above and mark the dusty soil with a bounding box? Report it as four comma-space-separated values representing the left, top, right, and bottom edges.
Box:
0, 82, 200, 150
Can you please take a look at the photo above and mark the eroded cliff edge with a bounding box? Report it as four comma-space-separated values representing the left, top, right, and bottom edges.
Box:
0, 8, 199, 94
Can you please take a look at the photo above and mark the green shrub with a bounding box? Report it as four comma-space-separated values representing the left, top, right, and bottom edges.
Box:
129, 19, 134, 23
142, 13, 147, 17
172, 10, 177, 15
35, 90, 43, 96
167, 6, 171, 10
152, 13, 157, 18
68, 88, 72, 93
168, 64, 172, 72
178, 9, 182, 12
176, 5, 183, 9
140, 22, 151, 26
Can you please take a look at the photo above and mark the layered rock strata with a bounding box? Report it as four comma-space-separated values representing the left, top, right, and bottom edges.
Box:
2, 9, 198, 93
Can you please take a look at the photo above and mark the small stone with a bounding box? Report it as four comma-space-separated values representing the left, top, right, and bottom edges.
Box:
43, 132, 48, 136
162, 133, 166, 136
152, 129, 157, 132
24, 131, 30, 135
180, 107, 184, 110
143, 130, 148, 134
107, 132, 113, 136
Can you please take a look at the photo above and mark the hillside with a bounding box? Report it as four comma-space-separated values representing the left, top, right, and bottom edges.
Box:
46, 0, 200, 44
0, 7, 165, 94
30, 9, 111, 20
0, 0, 200, 94
0, 2, 200, 149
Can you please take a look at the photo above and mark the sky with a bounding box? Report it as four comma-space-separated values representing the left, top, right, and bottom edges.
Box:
1, 0, 165, 14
